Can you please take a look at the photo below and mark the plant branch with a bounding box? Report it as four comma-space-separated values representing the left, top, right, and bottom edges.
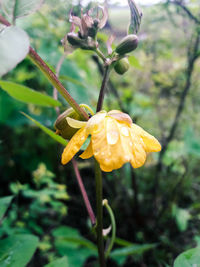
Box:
72, 159, 96, 226
153, 32, 200, 211
0, 14, 89, 121
96, 65, 111, 112
171, 0, 200, 25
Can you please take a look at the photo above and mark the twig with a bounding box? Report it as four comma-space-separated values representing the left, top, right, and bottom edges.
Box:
96, 65, 111, 112
72, 159, 96, 226
171, 0, 200, 25
153, 32, 200, 211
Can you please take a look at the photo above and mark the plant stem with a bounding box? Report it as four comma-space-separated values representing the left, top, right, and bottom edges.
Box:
28, 48, 89, 121
72, 159, 96, 226
95, 48, 107, 62
103, 200, 116, 259
96, 66, 111, 112
0, 14, 89, 121
95, 159, 106, 267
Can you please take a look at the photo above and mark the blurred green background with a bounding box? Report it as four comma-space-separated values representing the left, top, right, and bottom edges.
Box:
0, 0, 200, 266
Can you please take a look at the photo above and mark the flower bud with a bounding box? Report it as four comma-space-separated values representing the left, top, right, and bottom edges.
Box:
115, 35, 138, 55
54, 107, 83, 140
114, 58, 130, 75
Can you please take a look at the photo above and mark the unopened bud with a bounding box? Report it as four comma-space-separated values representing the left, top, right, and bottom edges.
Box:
115, 35, 138, 55
54, 107, 83, 140
67, 33, 89, 50
114, 58, 130, 75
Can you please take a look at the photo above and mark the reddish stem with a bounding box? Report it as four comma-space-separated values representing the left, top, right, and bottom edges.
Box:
72, 159, 96, 226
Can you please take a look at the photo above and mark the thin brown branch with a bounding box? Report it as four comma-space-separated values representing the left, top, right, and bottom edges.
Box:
172, 0, 200, 25
72, 159, 96, 226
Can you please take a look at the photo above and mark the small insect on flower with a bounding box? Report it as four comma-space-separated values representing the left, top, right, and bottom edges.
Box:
61, 110, 161, 172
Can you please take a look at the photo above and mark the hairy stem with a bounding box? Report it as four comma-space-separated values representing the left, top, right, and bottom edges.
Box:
72, 159, 96, 226
95, 160, 106, 267
96, 66, 111, 112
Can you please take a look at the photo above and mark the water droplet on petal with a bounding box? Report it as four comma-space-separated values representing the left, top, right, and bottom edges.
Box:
129, 141, 133, 146
107, 130, 119, 145
121, 126, 129, 137
125, 155, 130, 161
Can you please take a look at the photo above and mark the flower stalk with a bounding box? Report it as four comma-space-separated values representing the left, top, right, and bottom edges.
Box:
96, 65, 111, 112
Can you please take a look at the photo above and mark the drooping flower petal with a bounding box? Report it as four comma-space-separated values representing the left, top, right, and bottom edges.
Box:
131, 124, 161, 152
129, 129, 146, 168
61, 127, 88, 165
80, 140, 93, 159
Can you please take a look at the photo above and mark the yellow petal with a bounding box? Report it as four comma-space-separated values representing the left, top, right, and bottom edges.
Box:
66, 117, 87, 129
129, 130, 146, 168
86, 111, 107, 134
79, 140, 93, 159
61, 127, 88, 165
131, 124, 161, 152
92, 118, 129, 172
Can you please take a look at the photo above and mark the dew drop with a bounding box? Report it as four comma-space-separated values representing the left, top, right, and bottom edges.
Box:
121, 127, 129, 137
107, 130, 119, 145
125, 155, 130, 161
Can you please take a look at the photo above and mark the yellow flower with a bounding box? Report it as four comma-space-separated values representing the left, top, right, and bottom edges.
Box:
61, 110, 161, 172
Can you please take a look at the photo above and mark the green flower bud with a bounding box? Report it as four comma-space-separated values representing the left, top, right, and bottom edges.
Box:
67, 33, 90, 50
115, 34, 138, 55
114, 58, 130, 75
54, 107, 83, 140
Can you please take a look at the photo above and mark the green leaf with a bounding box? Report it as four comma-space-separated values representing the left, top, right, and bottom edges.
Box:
0, 81, 61, 107
174, 247, 200, 267
44, 256, 69, 267
111, 244, 156, 264
128, 55, 142, 69
0, 234, 39, 267
21, 112, 68, 146
0, 196, 13, 221
128, 0, 142, 34
0, 26, 29, 77
172, 204, 191, 232
2, 0, 44, 20
53, 226, 96, 267
59, 75, 87, 88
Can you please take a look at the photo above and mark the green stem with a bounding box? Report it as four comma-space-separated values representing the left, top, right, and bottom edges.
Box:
95, 159, 106, 267
96, 66, 111, 112
95, 48, 107, 62
103, 199, 116, 258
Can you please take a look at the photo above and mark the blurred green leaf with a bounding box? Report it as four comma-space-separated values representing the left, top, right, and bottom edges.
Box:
59, 75, 87, 88
174, 247, 200, 267
0, 196, 13, 221
0, 234, 39, 267
1, 0, 44, 20
128, 55, 142, 69
110, 243, 156, 264
21, 112, 68, 146
0, 26, 29, 77
44, 256, 69, 267
0, 81, 61, 107
53, 226, 96, 267
172, 204, 191, 232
